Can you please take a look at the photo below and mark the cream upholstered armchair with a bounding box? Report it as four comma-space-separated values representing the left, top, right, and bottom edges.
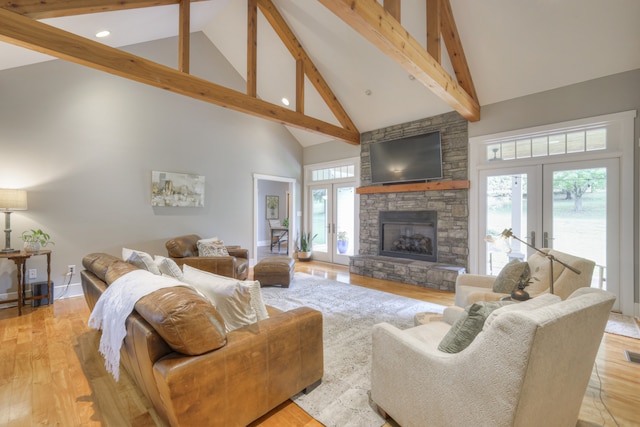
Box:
371, 288, 615, 427
455, 248, 595, 307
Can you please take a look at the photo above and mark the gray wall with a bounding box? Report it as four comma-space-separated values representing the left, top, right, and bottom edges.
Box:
469, 68, 640, 304
0, 32, 302, 299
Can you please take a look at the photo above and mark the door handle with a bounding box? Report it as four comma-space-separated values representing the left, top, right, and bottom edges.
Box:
543, 231, 554, 248
530, 231, 535, 248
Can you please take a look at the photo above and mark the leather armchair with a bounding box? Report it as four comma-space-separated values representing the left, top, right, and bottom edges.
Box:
165, 234, 249, 280
455, 248, 595, 307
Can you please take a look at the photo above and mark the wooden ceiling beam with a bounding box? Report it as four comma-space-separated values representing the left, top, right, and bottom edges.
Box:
256, 0, 358, 133
178, 0, 190, 73
247, 0, 257, 97
1, 0, 209, 19
440, 0, 477, 103
383, 0, 400, 22
426, 0, 441, 63
0, 8, 359, 144
318, 0, 480, 122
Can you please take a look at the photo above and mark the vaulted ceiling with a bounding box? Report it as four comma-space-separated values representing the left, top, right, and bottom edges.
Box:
1, 0, 639, 147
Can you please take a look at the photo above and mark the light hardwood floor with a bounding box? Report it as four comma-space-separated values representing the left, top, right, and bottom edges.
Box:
0, 261, 638, 426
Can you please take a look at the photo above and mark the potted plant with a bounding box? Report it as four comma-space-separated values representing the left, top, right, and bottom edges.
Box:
337, 231, 349, 254
297, 232, 317, 262
21, 229, 54, 252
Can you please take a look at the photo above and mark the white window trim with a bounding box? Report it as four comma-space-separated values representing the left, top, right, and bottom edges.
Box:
468, 110, 636, 316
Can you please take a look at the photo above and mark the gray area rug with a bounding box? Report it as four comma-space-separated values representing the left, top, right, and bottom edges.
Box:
605, 313, 640, 339
261, 273, 445, 427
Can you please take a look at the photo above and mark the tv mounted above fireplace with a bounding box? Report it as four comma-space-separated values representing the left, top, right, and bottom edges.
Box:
369, 131, 443, 185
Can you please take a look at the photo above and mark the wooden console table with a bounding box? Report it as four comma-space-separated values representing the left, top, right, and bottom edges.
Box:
0, 249, 52, 316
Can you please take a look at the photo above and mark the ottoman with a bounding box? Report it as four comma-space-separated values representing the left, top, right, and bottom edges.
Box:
254, 257, 295, 287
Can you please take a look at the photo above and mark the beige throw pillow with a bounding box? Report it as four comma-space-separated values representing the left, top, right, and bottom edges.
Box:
154, 255, 184, 281
197, 241, 230, 257
122, 248, 161, 275
182, 265, 257, 332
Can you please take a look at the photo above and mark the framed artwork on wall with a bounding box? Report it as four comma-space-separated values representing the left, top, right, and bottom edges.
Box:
151, 170, 205, 207
266, 195, 279, 219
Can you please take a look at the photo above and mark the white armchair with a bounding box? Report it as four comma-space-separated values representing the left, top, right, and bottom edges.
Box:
371, 288, 615, 427
455, 248, 595, 307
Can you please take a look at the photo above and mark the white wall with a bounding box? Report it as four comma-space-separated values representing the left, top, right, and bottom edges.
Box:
0, 32, 303, 300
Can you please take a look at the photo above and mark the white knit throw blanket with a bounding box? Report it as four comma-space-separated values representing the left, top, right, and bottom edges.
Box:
88, 269, 182, 381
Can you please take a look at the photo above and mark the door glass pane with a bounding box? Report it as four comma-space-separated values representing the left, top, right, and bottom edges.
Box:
551, 168, 606, 289
335, 186, 355, 256
311, 188, 328, 254
485, 173, 528, 275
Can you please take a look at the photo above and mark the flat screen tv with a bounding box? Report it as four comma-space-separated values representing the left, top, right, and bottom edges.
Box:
369, 131, 443, 185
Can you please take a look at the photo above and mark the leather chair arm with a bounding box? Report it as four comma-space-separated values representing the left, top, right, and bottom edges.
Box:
171, 256, 237, 278
226, 247, 249, 259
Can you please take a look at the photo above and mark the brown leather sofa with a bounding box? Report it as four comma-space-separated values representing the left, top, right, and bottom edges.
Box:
81, 252, 323, 427
165, 234, 249, 280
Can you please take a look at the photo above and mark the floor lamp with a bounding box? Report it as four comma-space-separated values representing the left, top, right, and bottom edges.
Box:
500, 228, 581, 295
0, 189, 28, 253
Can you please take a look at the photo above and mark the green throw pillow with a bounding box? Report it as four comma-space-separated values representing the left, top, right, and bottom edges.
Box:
438, 301, 510, 353
492, 259, 530, 294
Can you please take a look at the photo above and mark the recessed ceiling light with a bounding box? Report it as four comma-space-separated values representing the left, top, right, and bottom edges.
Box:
365, 89, 372, 96
96, 30, 111, 38
281, 97, 290, 106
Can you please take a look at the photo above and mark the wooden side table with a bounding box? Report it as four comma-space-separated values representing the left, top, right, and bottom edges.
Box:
0, 249, 52, 315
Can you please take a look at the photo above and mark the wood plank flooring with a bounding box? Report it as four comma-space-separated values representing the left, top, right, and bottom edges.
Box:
0, 261, 638, 426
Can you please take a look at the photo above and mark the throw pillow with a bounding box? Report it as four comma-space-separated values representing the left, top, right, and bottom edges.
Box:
135, 286, 227, 355
492, 259, 530, 294
154, 255, 184, 281
182, 265, 257, 332
122, 248, 161, 275
438, 301, 507, 354
198, 241, 230, 257
179, 266, 269, 321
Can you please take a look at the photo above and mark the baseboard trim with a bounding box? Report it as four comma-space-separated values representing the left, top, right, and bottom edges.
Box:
0, 282, 83, 309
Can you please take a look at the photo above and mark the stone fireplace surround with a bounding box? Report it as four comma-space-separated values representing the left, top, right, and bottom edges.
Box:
350, 112, 468, 291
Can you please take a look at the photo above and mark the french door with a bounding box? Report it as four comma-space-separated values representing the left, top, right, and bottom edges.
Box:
308, 183, 355, 265
478, 159, 620, 309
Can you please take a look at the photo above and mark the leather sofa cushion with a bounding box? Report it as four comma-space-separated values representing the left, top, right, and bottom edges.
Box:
135, 286, 227, 355
82, 253, 122, 282
105, 260, 140, 284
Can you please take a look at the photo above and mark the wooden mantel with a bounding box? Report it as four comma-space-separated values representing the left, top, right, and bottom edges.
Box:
356, 180, 470, 194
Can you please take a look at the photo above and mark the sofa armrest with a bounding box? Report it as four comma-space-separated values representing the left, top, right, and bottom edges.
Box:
456, 274, 496, 289
171, 256, 238, 278
442, 306, 465, 325
152, 307, 323, 427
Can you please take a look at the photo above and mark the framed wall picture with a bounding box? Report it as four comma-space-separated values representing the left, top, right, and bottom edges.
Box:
151, 170, 205, 207
266, 195, 279, 219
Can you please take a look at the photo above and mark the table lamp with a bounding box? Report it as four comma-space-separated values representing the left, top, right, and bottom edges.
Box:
0, 189, 28, 253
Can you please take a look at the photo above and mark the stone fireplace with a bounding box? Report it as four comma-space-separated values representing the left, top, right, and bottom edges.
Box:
379, 210, 437, 262
349, 111, 469, 291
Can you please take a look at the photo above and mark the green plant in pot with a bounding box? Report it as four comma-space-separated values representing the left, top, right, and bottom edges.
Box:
21, 229, 54, 252
297, 232, 317, 262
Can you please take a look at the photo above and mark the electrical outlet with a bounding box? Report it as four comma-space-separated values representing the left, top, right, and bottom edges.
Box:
28, 269, 37, 279
68, 265, 76, 275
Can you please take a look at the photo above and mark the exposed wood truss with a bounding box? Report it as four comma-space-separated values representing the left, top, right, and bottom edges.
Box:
318, 0, 480, 121
0, 0, 360, 144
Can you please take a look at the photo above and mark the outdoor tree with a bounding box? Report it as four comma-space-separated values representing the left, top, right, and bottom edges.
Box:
552, 168, 605, 211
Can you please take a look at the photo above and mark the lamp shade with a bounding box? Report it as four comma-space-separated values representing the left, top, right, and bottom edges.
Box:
0, 189, 28, 211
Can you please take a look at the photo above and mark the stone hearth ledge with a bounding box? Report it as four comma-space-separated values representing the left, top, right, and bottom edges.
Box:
349, 255, 465, 292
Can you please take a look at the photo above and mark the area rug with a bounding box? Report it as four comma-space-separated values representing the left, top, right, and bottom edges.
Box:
605, 313, 640, 339
261, 273, 445, 427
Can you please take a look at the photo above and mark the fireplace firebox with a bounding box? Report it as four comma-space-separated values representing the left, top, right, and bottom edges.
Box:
379, 211, 437, 262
